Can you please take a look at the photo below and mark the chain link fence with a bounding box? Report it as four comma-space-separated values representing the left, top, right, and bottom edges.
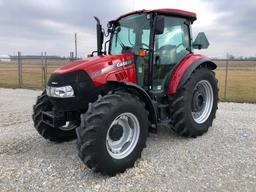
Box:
214, 59, 256, 103
0, 52, 255, 103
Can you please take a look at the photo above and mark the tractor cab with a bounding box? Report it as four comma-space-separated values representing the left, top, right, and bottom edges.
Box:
97, 9, 209, 95
109, 11, 191, 93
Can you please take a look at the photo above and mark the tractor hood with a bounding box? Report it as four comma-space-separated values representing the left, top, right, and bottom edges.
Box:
54, 54, 134, 79
47, 53, 135, 111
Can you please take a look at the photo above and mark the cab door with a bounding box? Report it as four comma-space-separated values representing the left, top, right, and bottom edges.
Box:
152, 16, 191, 92
109, 14, 151, 89
135, 29, 150, 88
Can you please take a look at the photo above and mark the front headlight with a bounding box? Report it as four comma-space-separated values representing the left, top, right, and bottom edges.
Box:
46, 85, 75, 98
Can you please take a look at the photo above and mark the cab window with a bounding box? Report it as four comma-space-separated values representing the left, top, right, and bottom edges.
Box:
153, 16, 190, 91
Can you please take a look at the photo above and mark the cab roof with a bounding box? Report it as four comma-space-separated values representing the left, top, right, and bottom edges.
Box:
111, 9, 197, 23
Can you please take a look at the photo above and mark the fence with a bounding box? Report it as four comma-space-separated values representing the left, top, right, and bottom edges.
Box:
0, 52, 76, 89
0, 52, 256, 103
214, 59, 256, 103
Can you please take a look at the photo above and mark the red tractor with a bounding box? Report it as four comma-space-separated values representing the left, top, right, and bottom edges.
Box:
32, 9, 218, 175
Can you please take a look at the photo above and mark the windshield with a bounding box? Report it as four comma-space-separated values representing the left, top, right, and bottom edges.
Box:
110, 13, 151, 55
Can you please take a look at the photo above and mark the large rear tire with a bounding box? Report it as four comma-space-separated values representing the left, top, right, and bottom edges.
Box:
32, 91, 77, 142
169, 67, 218, 137
76, 92, 149, 175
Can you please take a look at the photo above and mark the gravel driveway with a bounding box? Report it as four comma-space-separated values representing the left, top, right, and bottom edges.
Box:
0, 88, 255, 192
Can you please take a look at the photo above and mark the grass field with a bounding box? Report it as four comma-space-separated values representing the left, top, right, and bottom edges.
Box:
215, 69, 256, 103
0, 60, 67, 89
0, 60, 255, 103
0, 66, 56, 89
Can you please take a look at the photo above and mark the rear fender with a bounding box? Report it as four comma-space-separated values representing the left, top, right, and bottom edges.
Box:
166, 54, 217, 95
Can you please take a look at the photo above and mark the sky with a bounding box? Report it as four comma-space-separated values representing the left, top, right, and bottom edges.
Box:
0, 0, 256, 58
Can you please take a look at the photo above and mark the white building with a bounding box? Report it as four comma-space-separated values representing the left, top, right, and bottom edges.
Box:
0, 55, 11, 62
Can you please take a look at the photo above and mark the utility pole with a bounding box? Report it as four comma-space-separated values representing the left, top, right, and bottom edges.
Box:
75, 33, 78, 59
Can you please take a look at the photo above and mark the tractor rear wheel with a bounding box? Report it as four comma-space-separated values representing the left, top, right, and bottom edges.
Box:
169, 67, 218, 137
32, 91, 77, 142
76, 92, 149, 175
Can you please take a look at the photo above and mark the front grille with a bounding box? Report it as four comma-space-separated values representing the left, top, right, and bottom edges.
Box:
47, 70, 99, 112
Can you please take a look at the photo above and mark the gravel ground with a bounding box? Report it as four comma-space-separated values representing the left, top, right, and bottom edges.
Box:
0, 88, 255, 192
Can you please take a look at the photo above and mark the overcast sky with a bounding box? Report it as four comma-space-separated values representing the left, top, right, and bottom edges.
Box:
0, 0, 255, 58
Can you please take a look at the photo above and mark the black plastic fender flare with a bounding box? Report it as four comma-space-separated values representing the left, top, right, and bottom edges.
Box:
177, 58, 217, 89
103, 81, 158, 132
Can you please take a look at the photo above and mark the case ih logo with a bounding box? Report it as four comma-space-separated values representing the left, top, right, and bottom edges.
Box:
92, 59, 133, 77
116, 60, 133, 67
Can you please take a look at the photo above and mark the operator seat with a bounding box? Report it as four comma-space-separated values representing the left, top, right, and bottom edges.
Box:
158, 45, 177, 65
154, 44, 177, 83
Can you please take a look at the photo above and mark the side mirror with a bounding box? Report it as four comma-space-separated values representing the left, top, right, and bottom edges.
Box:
94, 16, 104, 55
154, 16, 164, 35
193, 32, 209, 49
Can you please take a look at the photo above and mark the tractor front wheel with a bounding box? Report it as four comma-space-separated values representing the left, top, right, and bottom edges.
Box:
32, 91, 78, 142
169, 67, 218, 137
76, 92, 149, 175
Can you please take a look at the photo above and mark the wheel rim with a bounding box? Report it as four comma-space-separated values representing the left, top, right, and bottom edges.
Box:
106, 112, 140, 159
191, 80, 214, 124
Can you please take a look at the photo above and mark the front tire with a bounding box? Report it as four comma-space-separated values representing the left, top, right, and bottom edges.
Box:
76, 92, 149, 175
32, 91, 77, 142
169, 67, 218, 137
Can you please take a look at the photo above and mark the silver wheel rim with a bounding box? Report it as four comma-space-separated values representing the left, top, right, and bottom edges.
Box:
191, 80, 214, 124
106, 112, 140, 159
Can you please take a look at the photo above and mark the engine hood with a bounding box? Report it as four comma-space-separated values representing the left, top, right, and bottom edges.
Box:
54, 54, 134, 78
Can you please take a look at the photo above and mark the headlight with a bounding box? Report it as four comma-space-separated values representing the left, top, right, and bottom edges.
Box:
46, 85, 75, 98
